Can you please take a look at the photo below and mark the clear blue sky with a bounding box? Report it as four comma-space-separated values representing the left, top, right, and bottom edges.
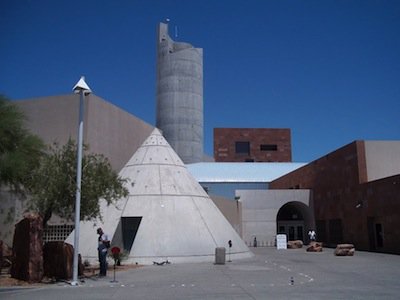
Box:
1, 0, 399, 162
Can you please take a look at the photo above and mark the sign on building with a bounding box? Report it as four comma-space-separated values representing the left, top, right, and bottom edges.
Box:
276, 234, 287, 250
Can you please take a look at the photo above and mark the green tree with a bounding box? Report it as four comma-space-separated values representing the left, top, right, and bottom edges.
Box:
0, 95, 44, 192
27, 139, 129, 226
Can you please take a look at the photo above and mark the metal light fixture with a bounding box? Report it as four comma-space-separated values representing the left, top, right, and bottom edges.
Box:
71, 76, 91, 286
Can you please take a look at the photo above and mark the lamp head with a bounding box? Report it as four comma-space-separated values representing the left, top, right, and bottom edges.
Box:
73, 76, 92, 94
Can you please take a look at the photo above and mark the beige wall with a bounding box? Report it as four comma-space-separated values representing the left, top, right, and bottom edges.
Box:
16, 94, 154, 172
238, 189, 312, 247
0, 187, 28, 245
364, 141, 400, 182
210, 195, 242, 237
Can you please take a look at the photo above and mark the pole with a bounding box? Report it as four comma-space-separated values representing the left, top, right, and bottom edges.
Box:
110, 261, 117, 283
71, 89, 85, 286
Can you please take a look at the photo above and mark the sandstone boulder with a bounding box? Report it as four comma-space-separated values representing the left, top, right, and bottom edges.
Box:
306, 241, 323, 252
287, 240, 303, 249
334, 244, 355, 256
43, 241, 84, 280
0, 240, 2, 272
1, 240, 13, 271
10, 213, 43, 282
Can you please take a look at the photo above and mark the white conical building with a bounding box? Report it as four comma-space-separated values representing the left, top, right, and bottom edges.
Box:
66, 129, 252, 264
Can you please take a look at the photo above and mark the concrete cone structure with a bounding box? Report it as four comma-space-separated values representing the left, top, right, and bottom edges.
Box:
66, 129, 252, 264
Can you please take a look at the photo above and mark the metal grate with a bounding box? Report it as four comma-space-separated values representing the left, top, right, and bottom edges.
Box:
43, 224, 74, 242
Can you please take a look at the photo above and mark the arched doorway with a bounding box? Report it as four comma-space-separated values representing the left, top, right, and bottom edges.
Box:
276, 201, 313, 242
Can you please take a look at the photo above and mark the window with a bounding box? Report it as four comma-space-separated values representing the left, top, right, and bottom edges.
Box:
260, 144, 278, 151
235, 141, 250, 154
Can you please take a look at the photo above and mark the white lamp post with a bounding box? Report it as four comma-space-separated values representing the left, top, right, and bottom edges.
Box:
71, 76, 92, 286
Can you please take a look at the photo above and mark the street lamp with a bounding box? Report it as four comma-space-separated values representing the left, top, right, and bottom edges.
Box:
71, 76, 92, 286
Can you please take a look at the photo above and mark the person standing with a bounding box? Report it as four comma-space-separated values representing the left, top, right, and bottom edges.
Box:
97, 228, 110, 277
253, 236, 257, 247
308, 230, 316, 242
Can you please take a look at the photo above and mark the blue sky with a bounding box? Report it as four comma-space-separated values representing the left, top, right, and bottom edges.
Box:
1, 0, 399, 162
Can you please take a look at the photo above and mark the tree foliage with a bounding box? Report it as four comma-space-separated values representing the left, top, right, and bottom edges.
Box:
27, 139, 129, 226
0, 95, 44, 192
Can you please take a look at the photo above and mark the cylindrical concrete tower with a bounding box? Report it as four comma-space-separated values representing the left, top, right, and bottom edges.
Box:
156, 22, 203, 164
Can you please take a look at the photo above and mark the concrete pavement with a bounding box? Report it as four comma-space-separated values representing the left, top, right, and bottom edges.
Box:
1, 247, 400, 299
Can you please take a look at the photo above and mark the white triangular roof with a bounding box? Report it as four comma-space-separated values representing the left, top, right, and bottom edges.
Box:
67, 129, 252, 264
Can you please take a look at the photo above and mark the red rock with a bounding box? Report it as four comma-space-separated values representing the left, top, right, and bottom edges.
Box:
334, 244, 355, 256
287, 240, 303, 249
10, 213, 43, 282
43, 241, 84, 280
306, 241, 323, 252
0, 240, 2, 272
1, 240, 14, 271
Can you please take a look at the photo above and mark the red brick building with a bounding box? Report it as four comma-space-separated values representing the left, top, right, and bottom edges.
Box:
270, 141, 400, 254
214, 128, 292, 162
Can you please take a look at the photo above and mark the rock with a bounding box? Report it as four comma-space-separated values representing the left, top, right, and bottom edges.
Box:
0, 240, 2, 272
287, 240, 303, 249
43, 241, 84, 280
334, 244, 355, 256
10, 213, 43, 283
306, 241, 323, 252
1, 240, 12, 257
0, 240, 12, 271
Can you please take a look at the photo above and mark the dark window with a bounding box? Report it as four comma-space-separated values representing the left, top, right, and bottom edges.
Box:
289, 226, 295, 240
260, 144, 278, 151
297, 226, 304, 241
235, 141, 250, 154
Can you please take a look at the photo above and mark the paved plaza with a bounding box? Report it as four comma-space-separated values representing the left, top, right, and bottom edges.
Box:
1, 247, 400, 299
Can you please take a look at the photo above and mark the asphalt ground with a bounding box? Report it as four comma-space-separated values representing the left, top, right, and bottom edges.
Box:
1, 247, 400, 299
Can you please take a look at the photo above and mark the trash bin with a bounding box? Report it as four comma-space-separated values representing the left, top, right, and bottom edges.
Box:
215, 247, 226, 265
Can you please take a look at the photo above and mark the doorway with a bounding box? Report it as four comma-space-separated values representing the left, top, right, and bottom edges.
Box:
376, 223, 384, 248
277, 201, 313, 243
121, 217, 142, 251
278, 222, 304, 241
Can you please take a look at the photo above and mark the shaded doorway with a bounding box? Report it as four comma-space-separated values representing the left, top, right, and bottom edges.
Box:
277, 201, 313, 243
376, 224, 384, 248
121, 217, 142, 252
328, 219, 343, 244
368, 217, 384, 251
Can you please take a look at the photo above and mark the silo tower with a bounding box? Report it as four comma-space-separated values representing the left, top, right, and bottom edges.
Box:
156, 22, 204, 164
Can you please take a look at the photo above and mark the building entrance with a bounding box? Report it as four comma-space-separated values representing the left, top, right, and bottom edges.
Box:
276, 201, 313, 243
277, 222, 304, 241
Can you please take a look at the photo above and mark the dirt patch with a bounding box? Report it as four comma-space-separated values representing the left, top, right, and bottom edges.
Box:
0, 275, 43, 287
